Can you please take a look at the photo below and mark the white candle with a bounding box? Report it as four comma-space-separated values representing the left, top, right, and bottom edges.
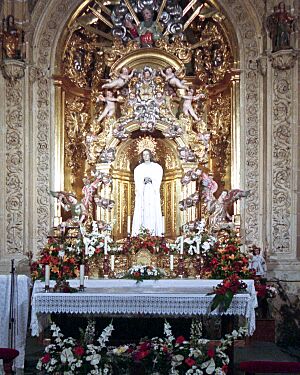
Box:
196, 241, 200, 255
53, 216, 60, 227
162, 216, 165, 234
104, 236, 108, 255
85, 239, 89, 255
110, 254, 115, 271
127, 215, 131, 234
180, 236, 184, 255
170, 254, 174, 271
80, 264, 85, 286
45, 265, 50, 287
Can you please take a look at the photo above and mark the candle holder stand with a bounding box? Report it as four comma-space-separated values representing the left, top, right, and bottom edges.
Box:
79, 284, 85, 292
194, 255, 202, 279
177, 255, 186, 278
103, 255, 110, 278
44, 285, 50, 293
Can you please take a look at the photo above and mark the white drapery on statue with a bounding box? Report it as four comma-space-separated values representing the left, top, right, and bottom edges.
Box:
132, 161, 163, 236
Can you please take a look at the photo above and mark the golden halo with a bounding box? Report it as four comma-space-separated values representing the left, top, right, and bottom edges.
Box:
135, 136, 157, 156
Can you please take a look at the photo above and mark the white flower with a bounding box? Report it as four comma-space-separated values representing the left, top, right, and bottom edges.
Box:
86, 353, 101, 365
60, 347, 75, 364
50, 358, 57, 365
202, 241, 210, 251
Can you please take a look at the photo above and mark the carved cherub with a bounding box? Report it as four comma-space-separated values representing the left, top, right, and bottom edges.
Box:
160, 67, 188, 90
97, 91, 120, 122
50, 191, 87, 226
102, 66, 135, 90
208, 189, 250, 231
181, 88, 205, 121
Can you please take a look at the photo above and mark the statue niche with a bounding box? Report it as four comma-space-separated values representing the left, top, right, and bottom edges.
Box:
106, 136, 183, 240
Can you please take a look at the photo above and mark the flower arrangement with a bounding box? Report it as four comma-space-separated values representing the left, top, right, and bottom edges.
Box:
31, 238, 82, 281
122, 228, 170, 255
38, 321, 248, 375
124, 265, 165, 283
37, 320, 114, 375
202, 229, 253, 280
176, 220, 217, 256
210, 274, 248, 312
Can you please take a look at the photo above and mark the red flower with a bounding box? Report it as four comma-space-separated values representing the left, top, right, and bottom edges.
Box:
134, 350, 150, 361
185, 357, 196, 367
207, 346, 215, 358
41, 353, 51, 364
74, 346, 85, 356
222, 364, 228, 373
175, 336, 185, 344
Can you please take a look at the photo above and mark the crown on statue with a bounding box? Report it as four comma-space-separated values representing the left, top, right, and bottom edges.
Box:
136, 136, 157, 156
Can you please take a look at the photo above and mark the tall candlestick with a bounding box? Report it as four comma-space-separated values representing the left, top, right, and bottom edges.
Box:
104, 236, 108, 255
196, 241, 200, 255
85, 239, 89, 255
127, 215, 131, 234
180, 236, 184, 255
110, 254, 115, 271
170, 254, 174, 271
162, 216, 165, 235
80, 264, 85, 286
45, 265, 50, 287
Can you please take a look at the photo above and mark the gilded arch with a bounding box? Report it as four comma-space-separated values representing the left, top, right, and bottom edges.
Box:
29, 0, 263, 251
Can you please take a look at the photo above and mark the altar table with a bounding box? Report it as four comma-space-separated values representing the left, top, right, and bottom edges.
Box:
30, 279, 257, 337
0, 275, 31, 370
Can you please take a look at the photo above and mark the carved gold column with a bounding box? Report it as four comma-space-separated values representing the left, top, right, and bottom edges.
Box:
53, 77, 65, 216
230, 69, 241, 190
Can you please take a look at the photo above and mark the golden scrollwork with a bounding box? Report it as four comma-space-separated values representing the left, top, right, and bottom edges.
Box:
194, 22, 232, 85
104, 39, 139, 67
64, 97, 90, 186
155, 36, 192, 64
62, 32, 105, 89
207, 93, 231, 181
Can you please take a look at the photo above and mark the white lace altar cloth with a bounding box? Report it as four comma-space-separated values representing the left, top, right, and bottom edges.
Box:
31, 279, 257, 336
0, 275, 31, 369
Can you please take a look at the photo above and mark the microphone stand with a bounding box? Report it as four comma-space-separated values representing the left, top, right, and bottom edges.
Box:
8, 259, 16, 349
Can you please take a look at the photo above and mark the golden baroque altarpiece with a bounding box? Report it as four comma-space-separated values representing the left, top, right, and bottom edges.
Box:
53, 0, 238, 244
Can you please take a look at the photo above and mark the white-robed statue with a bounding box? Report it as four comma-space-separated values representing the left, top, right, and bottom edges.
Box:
132, 149, 163, 236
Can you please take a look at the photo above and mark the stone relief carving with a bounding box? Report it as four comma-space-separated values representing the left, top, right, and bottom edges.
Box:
30, 0, 77, 250
221, 0, 261, 245
269, 49, 298, 71
272, 67, 292, 253
5, 78, 24, 253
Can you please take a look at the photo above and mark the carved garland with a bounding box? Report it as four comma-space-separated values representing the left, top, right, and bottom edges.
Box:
30, 0, 262, 250
5, 78, 24, 253
271, 67, 293, 253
